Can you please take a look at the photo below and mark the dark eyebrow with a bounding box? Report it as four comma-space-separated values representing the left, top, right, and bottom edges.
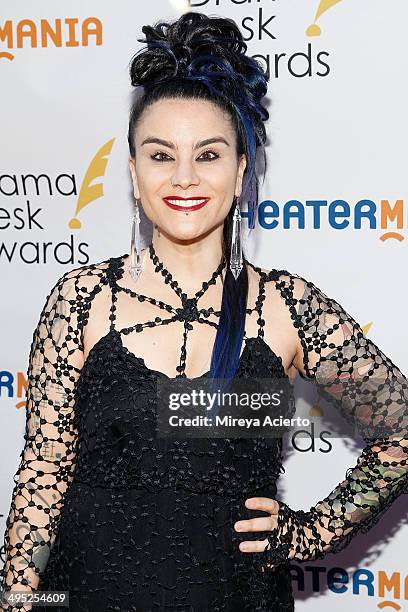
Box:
140, 136, 230, 149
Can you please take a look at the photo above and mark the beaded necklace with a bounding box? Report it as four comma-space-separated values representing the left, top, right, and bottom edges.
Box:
147, 242, 227, 377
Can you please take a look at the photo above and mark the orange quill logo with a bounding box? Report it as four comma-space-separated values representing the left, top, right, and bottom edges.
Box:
69, 137, 115, 229
307, 0, 343, 36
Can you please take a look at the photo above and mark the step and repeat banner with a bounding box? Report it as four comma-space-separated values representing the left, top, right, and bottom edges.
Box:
1, 1, 407, 610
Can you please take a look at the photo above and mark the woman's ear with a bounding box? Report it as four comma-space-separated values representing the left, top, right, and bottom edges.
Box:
128, 158, 140, 199
235, 153, 247, 197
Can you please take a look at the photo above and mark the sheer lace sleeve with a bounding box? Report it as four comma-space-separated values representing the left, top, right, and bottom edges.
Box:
262, 271, 408, 567
0, 269, 86, 609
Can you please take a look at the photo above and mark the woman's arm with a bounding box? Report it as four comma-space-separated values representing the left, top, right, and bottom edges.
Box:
0, 270, 85, 610
244, 272, 408, 569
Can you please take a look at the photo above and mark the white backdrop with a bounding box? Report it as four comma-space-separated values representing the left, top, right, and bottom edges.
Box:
1, 1, 407, 610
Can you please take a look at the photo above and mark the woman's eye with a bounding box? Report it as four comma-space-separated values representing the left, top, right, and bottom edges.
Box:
150, 150, 219, 162
198, 150, 219, 161
151, 151, 172, 162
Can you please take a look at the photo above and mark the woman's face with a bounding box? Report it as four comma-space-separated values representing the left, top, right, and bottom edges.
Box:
128, 97, 246, 242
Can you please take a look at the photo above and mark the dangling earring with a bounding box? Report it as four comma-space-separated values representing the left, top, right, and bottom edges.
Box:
129, 198, 142, 282
230, 196, 243, 280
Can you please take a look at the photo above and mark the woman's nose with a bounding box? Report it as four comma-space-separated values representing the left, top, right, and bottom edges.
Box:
170, 161, 200, 189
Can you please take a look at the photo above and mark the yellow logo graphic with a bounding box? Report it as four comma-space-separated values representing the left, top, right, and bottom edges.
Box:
307, 0, 343, 36
309, 403, 324, 417
69, 138, 115, 229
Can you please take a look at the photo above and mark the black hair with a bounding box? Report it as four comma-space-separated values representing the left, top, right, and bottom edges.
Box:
127, 11, 269, 386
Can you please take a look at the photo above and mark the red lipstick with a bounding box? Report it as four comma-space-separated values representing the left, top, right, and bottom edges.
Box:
162, 196, 210, 212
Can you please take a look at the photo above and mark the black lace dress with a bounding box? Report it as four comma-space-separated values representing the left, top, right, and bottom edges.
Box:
1, 246, 407, 612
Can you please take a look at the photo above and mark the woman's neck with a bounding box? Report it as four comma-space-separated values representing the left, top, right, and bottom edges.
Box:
150, 227, 225, 292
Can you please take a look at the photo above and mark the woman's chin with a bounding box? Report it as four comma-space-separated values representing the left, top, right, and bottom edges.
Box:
159, 221, 218, 242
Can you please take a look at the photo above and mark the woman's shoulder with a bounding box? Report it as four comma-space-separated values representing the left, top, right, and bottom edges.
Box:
246, 260, 341, 317
250, 261, 359, 327
44, 252, 124, 303
246, 259, 311, 292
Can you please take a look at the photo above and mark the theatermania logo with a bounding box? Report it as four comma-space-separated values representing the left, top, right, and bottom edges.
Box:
0, 17, 102, 62
246, 199, 405, 243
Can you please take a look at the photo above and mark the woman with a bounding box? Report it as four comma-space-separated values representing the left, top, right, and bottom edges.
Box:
1, 11, 407, 612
